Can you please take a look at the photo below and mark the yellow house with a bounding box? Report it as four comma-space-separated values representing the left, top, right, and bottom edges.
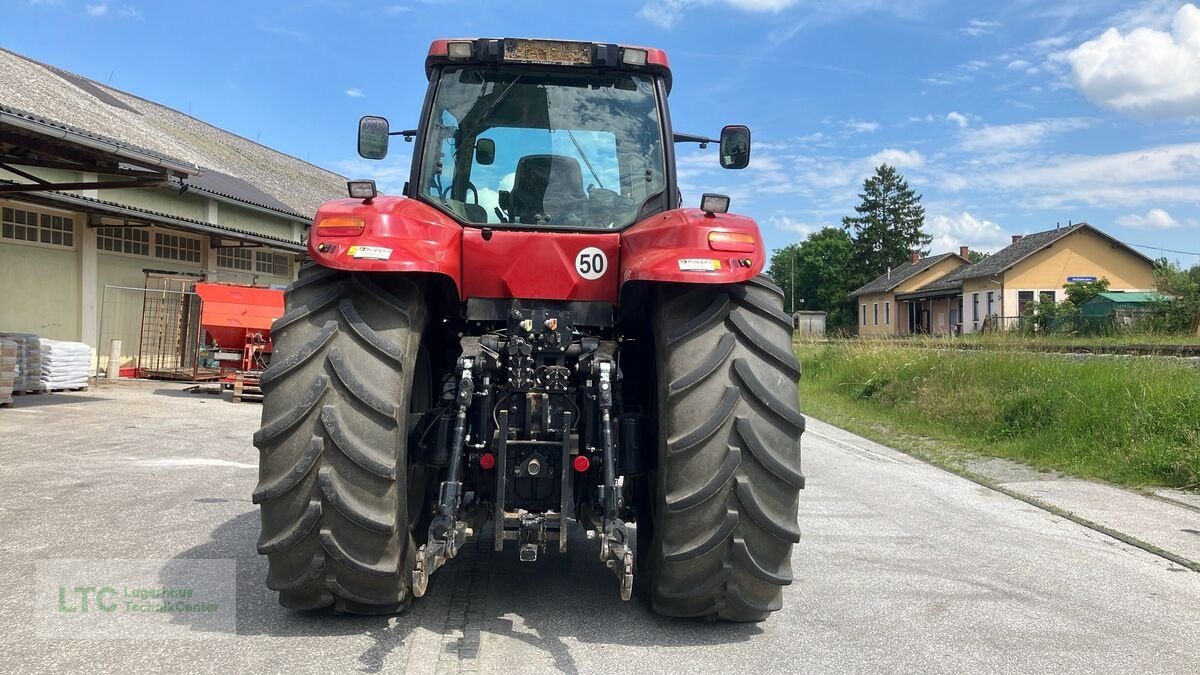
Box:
850, 249, 970, 336
898, 222, 1157, 334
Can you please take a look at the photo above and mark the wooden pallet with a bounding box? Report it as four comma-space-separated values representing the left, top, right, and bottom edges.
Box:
233, 371, 263, 403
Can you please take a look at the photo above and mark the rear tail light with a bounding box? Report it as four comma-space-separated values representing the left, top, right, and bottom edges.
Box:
479, 453, 496, 470
573, 455, 591, 472
708, 231, 756, 253
316, 216, 365, 237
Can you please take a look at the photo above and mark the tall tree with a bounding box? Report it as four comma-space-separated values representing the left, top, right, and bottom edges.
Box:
967, 250, 990, 264
841, 164, 930, 287
767, 227, 856, 328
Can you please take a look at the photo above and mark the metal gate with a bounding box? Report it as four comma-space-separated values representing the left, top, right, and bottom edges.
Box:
95, 274, 214, 380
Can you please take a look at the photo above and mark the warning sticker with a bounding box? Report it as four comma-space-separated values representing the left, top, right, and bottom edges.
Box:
678, 258, 722, 272
348, 245, 392, 260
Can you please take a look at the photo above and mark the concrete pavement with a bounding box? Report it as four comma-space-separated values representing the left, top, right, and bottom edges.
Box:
0, 381, 1196, 673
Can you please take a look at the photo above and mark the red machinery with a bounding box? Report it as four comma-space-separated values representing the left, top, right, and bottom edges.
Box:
195, 283, 284, 372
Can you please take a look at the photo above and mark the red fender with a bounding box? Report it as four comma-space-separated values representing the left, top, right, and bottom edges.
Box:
619, 208, 765, 289
306, 196, 462, 294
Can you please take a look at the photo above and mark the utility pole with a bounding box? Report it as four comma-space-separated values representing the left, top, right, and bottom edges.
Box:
789, 247, 795, 314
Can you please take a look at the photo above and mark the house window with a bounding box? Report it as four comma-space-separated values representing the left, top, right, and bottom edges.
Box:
96, 226, 150, 256
972, 293, 980, 322
1018, 291, 1034, 314
217, 247, 253, 271
885, 302, 891, 325
873, 303, 879, 325
154, 231, 201, 263
986, 291, 994, 316
861, 304, 867, 325
1040, 290, 1056, 304
255, 251, 289, 276
2, 206, 75, 248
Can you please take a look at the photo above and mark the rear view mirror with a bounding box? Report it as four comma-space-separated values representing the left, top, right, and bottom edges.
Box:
476, 138, 496, 165
719, 125, 751, 170
358, 116, 390, 160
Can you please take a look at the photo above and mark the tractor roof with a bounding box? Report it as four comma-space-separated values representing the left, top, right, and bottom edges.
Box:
426, 38, 673, 92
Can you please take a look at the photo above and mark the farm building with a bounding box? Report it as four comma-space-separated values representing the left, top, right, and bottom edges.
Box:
0, 47, 345, 376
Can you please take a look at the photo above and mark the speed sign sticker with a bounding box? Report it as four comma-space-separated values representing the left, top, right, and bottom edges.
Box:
575, 247, 608, 280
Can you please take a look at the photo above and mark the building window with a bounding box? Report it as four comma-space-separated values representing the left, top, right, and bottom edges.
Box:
986, 291, 994, 316
255, 251, 289, 277
2, 206, 75, 248
1018, 291, 1034, 314
217, 247, 253, 271
97, 226, 150, 256
861, 304, 867, 325
1040, 290, 1056, 304
972, 293, 980, 322
884, 302, 890, 325
873, 303, 879, 326
154, 231, 201, 263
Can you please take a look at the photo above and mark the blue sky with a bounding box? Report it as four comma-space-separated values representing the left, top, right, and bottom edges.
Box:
4, 0, 1200, 264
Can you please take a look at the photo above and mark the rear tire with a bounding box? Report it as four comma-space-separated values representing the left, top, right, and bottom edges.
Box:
253, 266, 428, 614
643, 275, 805, 621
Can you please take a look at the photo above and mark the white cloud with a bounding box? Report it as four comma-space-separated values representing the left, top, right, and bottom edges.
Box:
1006, 59, 1031, 70
118, 5, 140, 18
1064, 3, 1200, 119
946, 111, 969, 128
1116, 208, 1180, 229
639, 0, 797, 28
85, 2, 107, 16
927, 212, 1012, 253
332, 158, 412, 194
768, 215, 819, 237
344, 88, 365, 98
384, 5, 411, 14
869, 148, 925, 170
845, 120, 880, 133
958, 117, 1092, 151
960, 19, 999, 37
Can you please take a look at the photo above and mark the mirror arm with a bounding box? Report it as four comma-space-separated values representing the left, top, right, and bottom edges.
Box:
673, 132, 716, 148
392, 129, 418, 141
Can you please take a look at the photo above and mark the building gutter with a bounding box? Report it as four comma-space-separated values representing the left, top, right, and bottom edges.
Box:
0, 108, 200, 177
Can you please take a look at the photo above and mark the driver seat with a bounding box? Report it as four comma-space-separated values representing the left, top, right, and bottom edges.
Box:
509, 154, 585, 224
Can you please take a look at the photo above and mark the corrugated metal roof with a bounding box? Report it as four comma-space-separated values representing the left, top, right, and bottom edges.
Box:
851, 253, 963, 297
0, 47, 345, 217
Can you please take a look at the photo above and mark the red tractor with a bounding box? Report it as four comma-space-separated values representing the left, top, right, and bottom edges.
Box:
253, 38, 804, 621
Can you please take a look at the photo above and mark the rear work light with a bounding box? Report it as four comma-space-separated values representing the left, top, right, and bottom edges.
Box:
621, 48, 648, 66
347, 180, 377, 200
316, 216, 365, 237
709, 231, 756, 253
447, 41, 473, 59
700, 193, 730, 215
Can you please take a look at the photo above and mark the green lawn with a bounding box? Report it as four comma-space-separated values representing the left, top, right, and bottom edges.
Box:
797, 341, 1200, 488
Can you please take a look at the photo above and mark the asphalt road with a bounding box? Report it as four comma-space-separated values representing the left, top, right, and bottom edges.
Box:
0, 382, 1197, 673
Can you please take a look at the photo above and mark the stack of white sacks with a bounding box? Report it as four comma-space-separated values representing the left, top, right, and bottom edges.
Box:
0, 338, 16, 405
40, 340, 91, 391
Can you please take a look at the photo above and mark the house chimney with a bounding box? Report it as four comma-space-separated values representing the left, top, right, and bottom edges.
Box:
1011, 234, 1023, 243
959, 246, 969, 258
887, 267, 892, 279
911, 250, 920, 263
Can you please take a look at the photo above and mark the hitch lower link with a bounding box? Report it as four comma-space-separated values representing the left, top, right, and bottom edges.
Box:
412, 357, 474, 598
595, 360, 634, 601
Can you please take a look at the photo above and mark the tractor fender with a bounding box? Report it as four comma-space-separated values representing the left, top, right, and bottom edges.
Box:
306, 196, 462, 294
619, 208, 765, 288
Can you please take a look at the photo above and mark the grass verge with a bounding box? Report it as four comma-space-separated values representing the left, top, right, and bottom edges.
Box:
797, 341, 1200, 488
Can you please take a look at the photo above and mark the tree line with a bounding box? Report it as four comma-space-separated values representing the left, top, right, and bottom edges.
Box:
768, 164, 929, 327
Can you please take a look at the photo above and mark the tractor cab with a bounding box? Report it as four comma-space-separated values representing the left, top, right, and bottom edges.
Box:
357, 38, 750, 232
